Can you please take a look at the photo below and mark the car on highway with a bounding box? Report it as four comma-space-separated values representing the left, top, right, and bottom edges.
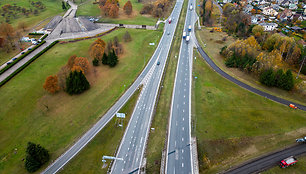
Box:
157, 61, 160, 65
279, 156, 297, 168
296, 136, 306, 143
12, 58, 17, 61
21, 52, 25, 55
167, 32, 170, 35
28, 48, 32, 51
168, 18, 172, 24
183, 31, 187, 38
186, 35, 190, 43
6, 62, 12, 65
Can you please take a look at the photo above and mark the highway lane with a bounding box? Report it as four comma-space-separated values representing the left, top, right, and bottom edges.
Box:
224, 144, 306, 174
111, 1, 184, 173
166, 0, 196, 173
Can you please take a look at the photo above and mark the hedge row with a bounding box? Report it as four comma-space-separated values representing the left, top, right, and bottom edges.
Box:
0, 40, 46, 75
40, 34, 48, 41
0, 41, 59, 87
29, 33, 44, 35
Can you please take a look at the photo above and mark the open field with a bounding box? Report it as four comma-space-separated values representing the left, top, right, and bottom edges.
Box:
0, 28, 162, 173
193, 50, 306, 174
58, 86, 141, 174
262, 155, 306, 174
195, 28, 306, 105
0, 0, 64, 29
145, 0, 187, 173
77, 0, 157, 25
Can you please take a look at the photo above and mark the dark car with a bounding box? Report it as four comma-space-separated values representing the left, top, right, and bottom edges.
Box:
7, 62, 12, 65
21, 52, 25, 55
12, 58, 17, 61
157, 61, 160, 65
28, 48, 32, 50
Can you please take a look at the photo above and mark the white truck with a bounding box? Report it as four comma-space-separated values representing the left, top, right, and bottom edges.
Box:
190, 5, 193, 10
188, 25, 192, 32
186, 35, 190, 43
183, 32, 186, 39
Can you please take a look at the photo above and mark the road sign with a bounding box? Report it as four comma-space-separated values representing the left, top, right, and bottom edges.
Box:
116, 113, 126, 118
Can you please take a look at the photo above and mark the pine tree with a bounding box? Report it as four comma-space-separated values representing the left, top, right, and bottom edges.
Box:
25, 142, 50, 173
62, 1, 66, 10
92, 58, 99, 66
66, 71, 90, 95
102, 52, 108, 65
108, 49, 118, 67
282, 70, 294, 91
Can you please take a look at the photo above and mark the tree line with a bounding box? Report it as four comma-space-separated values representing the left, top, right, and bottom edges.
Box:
98, 0, 133, 18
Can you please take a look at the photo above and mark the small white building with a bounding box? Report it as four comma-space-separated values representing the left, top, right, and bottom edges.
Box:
259, 23, 278, 31
223, 0, 232, 3
262, 7, 278, 16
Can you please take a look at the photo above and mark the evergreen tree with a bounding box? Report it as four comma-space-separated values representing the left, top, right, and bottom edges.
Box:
92, 58, 99, 66
66, 71, 90, 95
275, 69, 284, 88
62, 1, 66, 10
25, 142, 49, 173
102, 52, 109, 65
260, 68, 275, 87
108, 49, 118, 67
281, 70, 294, 91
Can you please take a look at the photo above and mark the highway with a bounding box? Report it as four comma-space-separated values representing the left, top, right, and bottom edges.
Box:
224, 144, 306, 174
165, 0, 197, 173
110, 1, 184, 173
43, 0, 183, 173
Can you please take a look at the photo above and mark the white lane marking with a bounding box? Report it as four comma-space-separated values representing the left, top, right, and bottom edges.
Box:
182, 137, 184, 141
183, 117, 184, 121
177, 104, 179, 108
183, 102, 185, 105
182, 149, 184, 153
176, 121, 178, 126
183, 109, 185, 113
124, 161, 126, 164
175, 141, 177, 147
182, 127, 184, 131
182, 163, 184, 167
122, 168, 124, 171
184, 95, 185, 98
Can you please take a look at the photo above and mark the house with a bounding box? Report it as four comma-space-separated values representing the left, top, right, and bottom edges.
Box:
280, 0, 290, 6
272, 4, 280, 11
251, 14, 265, 24
263, 7, 278, 16
244, 4, 254, 13
223, 0, 232, 3
289, 4, 298, 10
259, 22, 278, 31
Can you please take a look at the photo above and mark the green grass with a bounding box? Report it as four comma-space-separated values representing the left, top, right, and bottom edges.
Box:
0, 0, 64, 28
195, 28, 306, 105
0, 28, 162, 174
262, 155, 306, 174
193, 50, 306, 174
77, 0, 157, 26
145, 0, 187, 173
58, 86, 142, 174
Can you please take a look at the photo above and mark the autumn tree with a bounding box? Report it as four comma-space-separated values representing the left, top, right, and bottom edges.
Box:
43, 75, 60, 94
123, 31, 132, 42
0, 23, 15, 52
18, 21, 27, 31
57, 66, 70, 90
109, 4, 119, 18
204, 0, 213, 26
71, 65, 84, 74
74, 57, 90, 74
89, 43, 105, 60
123, 1, 133, 15
67, 55, 77, 69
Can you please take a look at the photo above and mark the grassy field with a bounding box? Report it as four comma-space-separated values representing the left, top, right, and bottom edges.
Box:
145, 0, 188, 173
0, 0, 64, 28
262, 155, 306, 174
0, 28, 162, 173
193, 50, 306, 174
195, 28, 306, 105
58, 86, 141, 174
77, 0, 157, 25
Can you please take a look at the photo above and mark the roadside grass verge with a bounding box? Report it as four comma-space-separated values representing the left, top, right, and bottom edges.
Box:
262, 155, 306, 174
195, 28, 306, 105
193, 50, 306, 174
145, 0, 188, 173
0, 28, 162, 173
77, 0, 157, 26
58, 86, 142, 174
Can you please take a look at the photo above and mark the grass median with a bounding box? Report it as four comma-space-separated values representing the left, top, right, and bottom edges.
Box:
0, 28, 162, 173
145, 0, 188, 173
58, 86, 142, 174
193, 50, 306, 174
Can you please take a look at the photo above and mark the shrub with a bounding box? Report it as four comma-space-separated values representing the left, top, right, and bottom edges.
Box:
92, 58, 99, 66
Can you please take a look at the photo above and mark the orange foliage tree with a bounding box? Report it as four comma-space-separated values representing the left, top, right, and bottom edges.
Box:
74, 57, 90, 74
123, 1, 133, 15
67, 55, 77, 69
43, 75, 60, 94
109, 4, 119, 18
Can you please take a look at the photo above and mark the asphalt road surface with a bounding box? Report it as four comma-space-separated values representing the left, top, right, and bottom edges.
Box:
196, 45, 306, 111
166, 0, 197, 173
224, 144, 306, 174
110, 1, 184, 173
